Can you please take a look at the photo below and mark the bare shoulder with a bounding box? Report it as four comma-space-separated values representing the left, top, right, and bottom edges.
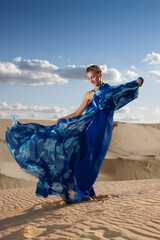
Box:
85, 91, 94, 98
84, 91, 94, 102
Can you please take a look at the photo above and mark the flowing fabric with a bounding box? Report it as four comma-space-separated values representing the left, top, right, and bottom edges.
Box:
6, 80, 142, 203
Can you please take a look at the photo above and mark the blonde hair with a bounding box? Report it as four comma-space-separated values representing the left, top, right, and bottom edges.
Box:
86, 65, 102, 75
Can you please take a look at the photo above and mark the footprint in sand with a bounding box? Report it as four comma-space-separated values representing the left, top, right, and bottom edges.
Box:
23, 226, 46, 238
90, 226, 121, 239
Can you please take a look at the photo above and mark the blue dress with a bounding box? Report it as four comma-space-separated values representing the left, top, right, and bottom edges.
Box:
6, 80, 142, 203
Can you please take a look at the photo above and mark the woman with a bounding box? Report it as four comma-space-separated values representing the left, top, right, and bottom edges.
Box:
6, 65, 143, 203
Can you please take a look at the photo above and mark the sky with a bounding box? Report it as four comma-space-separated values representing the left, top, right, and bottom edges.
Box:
0, 0, 160, 123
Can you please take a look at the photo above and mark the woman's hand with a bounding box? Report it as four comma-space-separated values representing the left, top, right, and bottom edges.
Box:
137, 77, 144, 86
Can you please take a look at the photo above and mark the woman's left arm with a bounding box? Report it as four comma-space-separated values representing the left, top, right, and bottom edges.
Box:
111, 77, 144, 111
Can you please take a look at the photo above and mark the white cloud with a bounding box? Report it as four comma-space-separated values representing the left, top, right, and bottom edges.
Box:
13, 57, 59, 71
114, 107, 147, 123
30, 113, 40, 119
0, 61, 20, 74
126, 70, 138, 78
0, 111, 27, 119
114, 115, 145, 123
0, 102, 68, 120
52, 113, 62, 119
30, 112, 60, 120
56, 65, 86, 80
149, 70, 160, 82
154, 107, 160, 114
115, 106, 130, 114
62, 64, 123, 82
100, 64, 122, 82
14, 113, 28, 119
0, 58, 123, 85
0, 111, 10, 118
135, 107, 148, 111
0, 58, 67, 85
0, 102, 67, 114
143, 52, 160, 64
130, 65, 137, 70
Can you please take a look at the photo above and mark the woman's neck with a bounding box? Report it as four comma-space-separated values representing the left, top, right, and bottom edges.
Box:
94, 81, 104, 91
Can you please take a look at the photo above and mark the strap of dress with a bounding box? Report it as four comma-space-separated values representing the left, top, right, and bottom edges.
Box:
92, 90, 96, 92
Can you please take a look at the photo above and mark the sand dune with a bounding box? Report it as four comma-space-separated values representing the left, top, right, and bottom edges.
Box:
98, 121, 160, 181
0, 174, 36, 190
1, 118, 160, 239
0, 180, 160, 239
1, 119, 160, 189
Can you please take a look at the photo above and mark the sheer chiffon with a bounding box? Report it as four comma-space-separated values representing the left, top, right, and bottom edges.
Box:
6, 80, 142, 203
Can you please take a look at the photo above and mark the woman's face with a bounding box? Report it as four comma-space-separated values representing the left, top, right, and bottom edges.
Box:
87, 71, 102, 87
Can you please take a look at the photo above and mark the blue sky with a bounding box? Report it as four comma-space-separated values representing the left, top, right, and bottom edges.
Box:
0, 0, 160, 123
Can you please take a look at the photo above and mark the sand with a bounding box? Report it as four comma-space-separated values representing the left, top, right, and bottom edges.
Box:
0, 118, 160, 239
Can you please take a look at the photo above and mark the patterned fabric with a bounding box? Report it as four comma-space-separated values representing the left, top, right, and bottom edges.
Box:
6, 80, 142, 203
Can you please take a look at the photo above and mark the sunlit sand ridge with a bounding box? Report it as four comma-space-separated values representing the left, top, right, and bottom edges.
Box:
0, 119, 160, 239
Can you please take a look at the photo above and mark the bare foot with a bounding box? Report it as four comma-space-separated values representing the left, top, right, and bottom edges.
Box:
82, 197, 93, 201
90, 194, 98, 200
91, 194, 109, 200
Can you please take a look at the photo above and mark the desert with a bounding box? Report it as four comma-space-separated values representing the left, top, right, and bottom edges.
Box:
0, 118, 160, 239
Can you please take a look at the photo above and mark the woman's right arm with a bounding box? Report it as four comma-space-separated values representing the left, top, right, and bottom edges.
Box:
55, 92, 91, 125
